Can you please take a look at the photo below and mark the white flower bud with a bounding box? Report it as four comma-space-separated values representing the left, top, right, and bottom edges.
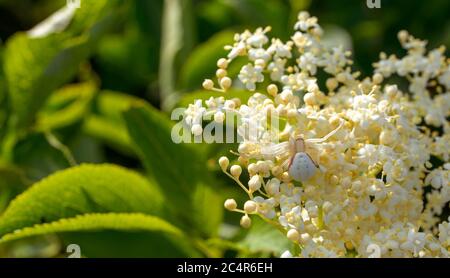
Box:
373, 73, 383, 84
326, 78, 338, 91
287, 229, 300, 242
220, 77, 232, 90
398, 30, 408, 41
218, 156, 229, 170
216, 69, 227, 79
248, 175, 262, 192
202, 79, 214, 90
230, 165, 242, 178
240, 215, 252, 229
217, 58, 229, 69
244, 200, 257, 214
267, 84, 278, 96
224, 199, 237, 211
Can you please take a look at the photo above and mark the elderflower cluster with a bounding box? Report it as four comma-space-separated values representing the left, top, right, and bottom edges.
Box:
179, 11, 450, 258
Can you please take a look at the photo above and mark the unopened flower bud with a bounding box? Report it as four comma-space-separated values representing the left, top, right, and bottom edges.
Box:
267, 84, 278, 96
287, 229, 300, 242
220, 77, 232, 90
240, 215, 252, 228
219, 156, 229, 170
217, 58, 229, 69
248, 175, 262, 192
230, 165, 242, 178
244, 200, 257, 214
224, 199, 237, 211
202, 79, 214, 90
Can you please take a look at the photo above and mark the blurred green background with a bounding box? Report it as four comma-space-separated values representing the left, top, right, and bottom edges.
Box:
0, 0, 448, 258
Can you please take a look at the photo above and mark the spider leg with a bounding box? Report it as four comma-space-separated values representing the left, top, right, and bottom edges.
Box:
306, 119, 344, 143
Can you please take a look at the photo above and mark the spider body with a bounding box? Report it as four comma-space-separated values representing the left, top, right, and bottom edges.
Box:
287, 120, 344, 182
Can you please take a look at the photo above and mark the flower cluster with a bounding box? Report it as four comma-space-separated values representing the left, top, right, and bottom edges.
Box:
179, 11, 450, 257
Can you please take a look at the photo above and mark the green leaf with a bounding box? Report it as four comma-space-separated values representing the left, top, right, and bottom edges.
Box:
0, 164, 165, 237
123, 103, 202, 214
0, 165, 29, 214
0, 213, 198, 258
238, 217, 293, 257
82, 91, 139, 155
36, 82, 96, 131
13, 133, 72, 181
0, 213, 182, 243
83, 116, 132, 155
3, 0, 119, 128
123, 102, 222, 237
192, 184, 223, 237
179, 30, 234, 90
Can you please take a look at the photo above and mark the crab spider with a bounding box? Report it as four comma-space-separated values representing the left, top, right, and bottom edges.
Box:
286, 120, 344, 182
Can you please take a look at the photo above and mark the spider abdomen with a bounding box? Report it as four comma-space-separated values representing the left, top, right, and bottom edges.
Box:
288, 152, 318, 182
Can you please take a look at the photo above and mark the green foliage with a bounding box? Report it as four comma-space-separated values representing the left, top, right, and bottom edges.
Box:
237, 218, 293, 257
123, 103, 222, 237
82, 91, 136, 154
0, 164, 165, 236
0, 165, 29, 214
0, 213, 182, 244
3, 0, 118, 129
180, 30, 233, 90
36, 82, 96, 131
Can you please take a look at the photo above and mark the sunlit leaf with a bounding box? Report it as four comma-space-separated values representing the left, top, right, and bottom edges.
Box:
0, 164, 165, 237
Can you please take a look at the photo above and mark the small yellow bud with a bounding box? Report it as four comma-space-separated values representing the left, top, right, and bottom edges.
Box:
329, 175, 339, 186
217, 58, 229, 69
398, 30, 408, 41
202, 79, 214, 90
216, 69, 227, 79
230, 165, 242, 178
218, 156, 229, 171
345, 241, 354, 250
271, 166, 283, 176
267, 84, 278, 96
240, 215, 252, 229
287, 229, 300, 242
220, 77, 232, 90
336, 72, 346, 83
224, 199, 237, 211
373, 73, 383, 84
326, 78, 338, 91
244, 200, 257, 214
238, 156, 249, 166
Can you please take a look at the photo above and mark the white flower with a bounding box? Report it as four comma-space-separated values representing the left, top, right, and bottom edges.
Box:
238, 64, 264, 91
246, 28, 269, 48
298, 52, 318, 75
